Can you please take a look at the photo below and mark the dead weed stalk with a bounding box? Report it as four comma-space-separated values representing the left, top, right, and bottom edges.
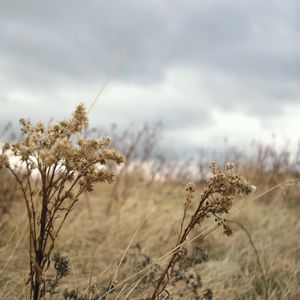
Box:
150, 162, 253, 299
227, 219, 268, 300
0, 104, 123, 300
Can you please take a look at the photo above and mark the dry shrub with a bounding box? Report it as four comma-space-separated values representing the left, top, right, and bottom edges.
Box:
0, 104, 123, 300
149, 162, 253, 299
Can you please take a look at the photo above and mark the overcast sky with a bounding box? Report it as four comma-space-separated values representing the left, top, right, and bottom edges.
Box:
0, 0, 299, 154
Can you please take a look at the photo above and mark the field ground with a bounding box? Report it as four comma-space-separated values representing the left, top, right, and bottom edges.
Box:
0, 171, 299, 299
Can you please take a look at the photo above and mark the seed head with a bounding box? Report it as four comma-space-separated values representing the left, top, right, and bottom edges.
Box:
185, 182, 196, 204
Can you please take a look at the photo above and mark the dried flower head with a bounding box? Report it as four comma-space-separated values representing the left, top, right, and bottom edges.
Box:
185, 182, 196, 204
200, 162, 252, 235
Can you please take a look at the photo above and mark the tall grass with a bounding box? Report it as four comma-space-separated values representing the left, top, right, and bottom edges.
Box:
0, 109, 299, 299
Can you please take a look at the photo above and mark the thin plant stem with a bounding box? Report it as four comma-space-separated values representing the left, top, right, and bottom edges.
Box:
227, 220, 268, 300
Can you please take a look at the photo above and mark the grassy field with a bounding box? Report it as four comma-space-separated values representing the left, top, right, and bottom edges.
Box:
0, 106, 299, 299
0, 166, 299, 299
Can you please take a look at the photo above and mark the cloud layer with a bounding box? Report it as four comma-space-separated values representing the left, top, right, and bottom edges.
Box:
1, 0, 299, 152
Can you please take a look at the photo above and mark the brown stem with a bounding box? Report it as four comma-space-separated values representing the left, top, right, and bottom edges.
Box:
227, 220, 268, 300
33, 166, 48, 300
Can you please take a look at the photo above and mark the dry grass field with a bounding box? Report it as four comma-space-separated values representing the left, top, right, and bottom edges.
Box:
0, 108, 299, 300
0, 164, 299, 299
1, 1, 300, 299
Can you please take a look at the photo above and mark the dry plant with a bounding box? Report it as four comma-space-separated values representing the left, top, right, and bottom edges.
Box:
150, 162, 253, 299
226, 220, 268, 300
195, 136, 300, 186
96, 122, 162, 213
0, 104, 123, 300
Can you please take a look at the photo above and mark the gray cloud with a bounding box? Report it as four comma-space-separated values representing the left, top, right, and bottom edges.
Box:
1, 0, 300, 84
0, 0, 300, 144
